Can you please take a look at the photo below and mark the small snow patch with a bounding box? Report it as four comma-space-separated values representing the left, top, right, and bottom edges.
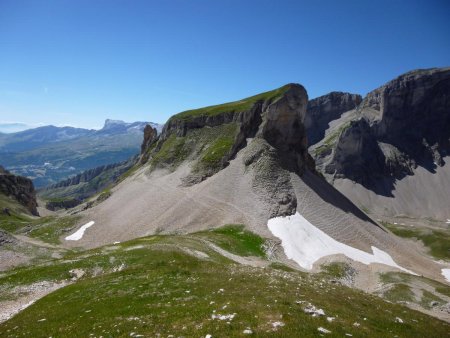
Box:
243, 328, 253, 334
268, 212, 417, 274
65, 221, 95, 241
395, 317, 403, 323
442, 269, 450, 282
326, 317, 335, 322
37, 318, 46, 322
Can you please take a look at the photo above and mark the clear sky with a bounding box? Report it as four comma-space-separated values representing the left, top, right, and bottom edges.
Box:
0, 0, 449, 130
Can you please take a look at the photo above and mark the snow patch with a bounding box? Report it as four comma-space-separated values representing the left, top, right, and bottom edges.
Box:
441, 269, 450, 282
268, 212, 416, 274
65, 221, 95, 241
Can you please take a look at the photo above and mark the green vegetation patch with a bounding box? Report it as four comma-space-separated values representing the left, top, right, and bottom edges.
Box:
170, 84, 291, 121
151, 133, 189, 167
0, 210, 80, 245
196, 224, 266, 258
194, 123, 238, 172
1, 233, 449, 337
383, 283, 415, 303
420, 290, 443, 309
26, 216, 81, 244
379, 271, 450, 311
150, 123, 239, 174
382, 221, 450, 260
320, 262, 349, 278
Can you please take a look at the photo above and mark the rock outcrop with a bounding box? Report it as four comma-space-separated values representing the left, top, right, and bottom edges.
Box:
0, 166, 38, 215
305, 92, 362, 145
139, 83, 315, 217
144, 84, 315, 177
40, 157, 137, 202
140, 125, 159, 163
312, 67, 450, 194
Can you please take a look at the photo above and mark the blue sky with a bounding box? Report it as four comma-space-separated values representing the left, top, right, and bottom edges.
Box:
0, 0, 449, 130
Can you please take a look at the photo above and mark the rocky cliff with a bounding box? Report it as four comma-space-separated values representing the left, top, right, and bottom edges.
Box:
0, 166, 38, 215
312, 67, 450, 195
141, 84, 315, 185
40, 157, 137, 202
305, 92, 362, 145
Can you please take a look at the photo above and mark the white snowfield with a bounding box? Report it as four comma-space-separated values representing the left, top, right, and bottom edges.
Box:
65, 221, 95, 241
268, 212, 417, 274
442, 269, 450, 282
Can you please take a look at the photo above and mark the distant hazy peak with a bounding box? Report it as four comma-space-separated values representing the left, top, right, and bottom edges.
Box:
102, 119, 127, 129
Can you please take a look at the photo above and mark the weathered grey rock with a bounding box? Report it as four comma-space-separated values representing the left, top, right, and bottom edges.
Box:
306, 92, 362, 145
313, 67, 450, 193
0, 229, 16, 245
243, 139, 297, 217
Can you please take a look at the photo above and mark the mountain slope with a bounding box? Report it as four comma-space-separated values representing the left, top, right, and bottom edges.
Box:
61, 83, 446, 289
310, 67, 450, 220
1, 230, 449, 335
0, 120, 162, 187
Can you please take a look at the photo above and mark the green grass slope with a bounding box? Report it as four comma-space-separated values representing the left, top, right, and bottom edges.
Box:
169, 84, 292, 122
1, 227, 449, 337
382, 222, 450, 260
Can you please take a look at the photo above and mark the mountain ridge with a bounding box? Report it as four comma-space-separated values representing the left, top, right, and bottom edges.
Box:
0, 119, 163, 187
309, 67, 450, 219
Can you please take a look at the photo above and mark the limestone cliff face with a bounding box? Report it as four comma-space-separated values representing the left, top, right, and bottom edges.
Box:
305, 92, 362, 145
143, 83, 315, 176
259, 84, 311, 174
313, 67, 450, 192
0, 166, 38, 215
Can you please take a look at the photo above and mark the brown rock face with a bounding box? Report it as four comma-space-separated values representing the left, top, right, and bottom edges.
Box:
0, 166, 39, 215
140, 125, 159, 163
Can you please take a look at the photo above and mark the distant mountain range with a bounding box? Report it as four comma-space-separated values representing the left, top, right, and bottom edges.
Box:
0, 119, 163, 187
